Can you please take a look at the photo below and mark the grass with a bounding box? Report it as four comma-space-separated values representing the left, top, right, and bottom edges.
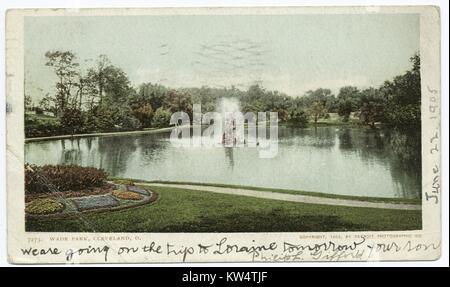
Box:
26, 185, 421, 232
111, 178, 421, 205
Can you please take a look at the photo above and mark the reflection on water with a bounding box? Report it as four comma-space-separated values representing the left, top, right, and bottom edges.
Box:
25, 126, 421, 199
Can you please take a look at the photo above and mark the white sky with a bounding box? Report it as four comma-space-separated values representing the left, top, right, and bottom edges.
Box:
24, 14, 420, 101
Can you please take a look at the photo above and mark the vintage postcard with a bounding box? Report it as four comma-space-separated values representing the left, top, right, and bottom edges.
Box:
6, 6, 441, 264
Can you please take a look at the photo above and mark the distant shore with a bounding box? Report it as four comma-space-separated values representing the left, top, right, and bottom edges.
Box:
24, 121, 377, 143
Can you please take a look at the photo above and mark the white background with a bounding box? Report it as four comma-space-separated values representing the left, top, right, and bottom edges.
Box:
0, 0, 448, 267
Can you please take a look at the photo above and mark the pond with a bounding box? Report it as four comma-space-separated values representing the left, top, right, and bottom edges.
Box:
25, 126, 422, 199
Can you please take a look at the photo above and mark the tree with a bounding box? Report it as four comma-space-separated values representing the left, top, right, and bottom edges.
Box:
25, 95, 33, 111
337, 86, 360, 107
337, 99, 353, 122
289, 109, 308, 127
85, 55, 134, 108
240, 85, 266, 113
303, 88, 336, 111
60, 108, 84, 136
382, 53, 421, 127
45, 51, 80, 116
85, 55, 111, 105
276, 109, 289, 122
132, 103, 154, 128
163, 90, 193, 120
83, 105, 115, 132
152, 108, 172, 128
359, 88, 385, 127
137, 83, 168, 111
308, 101, 327, 124
73, 75, 88, 110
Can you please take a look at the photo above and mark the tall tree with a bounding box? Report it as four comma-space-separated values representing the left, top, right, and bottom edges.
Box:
86, 54, 111, 105
45, 51, 79, 116
337, 86, 360, 121
163, 90, 193, 119
308, 101, 327, 124
359, 88, 385, 127
382, 53, 421, 126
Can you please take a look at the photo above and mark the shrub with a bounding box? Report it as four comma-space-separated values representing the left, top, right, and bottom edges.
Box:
288, 110, 308, 127
61, 108, 84, 135
120, 114, 142, 130
132, 103, 154, 128
25, 198, 65, 215
25, 165, 107, 194
112, 190, 142, 200
152, 108, 172, 128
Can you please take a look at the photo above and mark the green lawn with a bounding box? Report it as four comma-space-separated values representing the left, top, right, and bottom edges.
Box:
26, 185, 422, 232
112, 178, 421, 205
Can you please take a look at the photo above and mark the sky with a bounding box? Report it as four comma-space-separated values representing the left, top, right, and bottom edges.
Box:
24, 14, 420, 102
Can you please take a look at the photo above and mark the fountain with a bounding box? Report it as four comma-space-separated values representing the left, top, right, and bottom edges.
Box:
217, 98, 242, 146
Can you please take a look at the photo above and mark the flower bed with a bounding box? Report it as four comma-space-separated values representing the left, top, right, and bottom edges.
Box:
71, 194, 119, 211
24, 182, 157, 219
25, 164, 107, 194
112, 190, 142, 200
127, 185, 150, 195
25, 198, 65, 215
25, 184, 114, 203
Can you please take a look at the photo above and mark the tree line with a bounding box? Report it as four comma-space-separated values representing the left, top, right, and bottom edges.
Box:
25, 51, 421, 137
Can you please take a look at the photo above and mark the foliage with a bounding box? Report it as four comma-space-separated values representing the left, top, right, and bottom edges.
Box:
152, 108, 172, 128
288, 110, 308, 127
359, 88, 385, 127
337, 86, 360, 109
163, 90, 193, 120
308, 101, 327, 123
25, 165, 107, 194
26, 51, 421, 138
120, 113, 142, 130
25, 198, 65, 215
83, 105, 116, 132
112, 190, 142, 200
337, 99, 353, 122
302, 89, 336, 112
45, 51, 80, 116
383, 104, 421, 126
136, 83, 168, 111
381, 53, 421, 127
25, 95, 33, 111
131, 103, 154, 128
60, 107, 84, 135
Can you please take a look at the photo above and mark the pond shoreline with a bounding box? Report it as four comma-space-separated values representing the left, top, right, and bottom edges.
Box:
25, 121, 374, 143
25, 127, 175, 143
110, 178, 421, 205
